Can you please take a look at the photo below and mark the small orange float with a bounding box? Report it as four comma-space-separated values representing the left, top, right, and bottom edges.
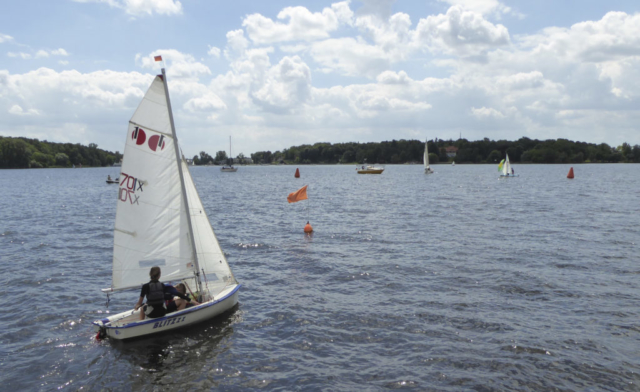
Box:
567, 167, 574, 179
295, 168, 300, 178
304, 221, 313, 233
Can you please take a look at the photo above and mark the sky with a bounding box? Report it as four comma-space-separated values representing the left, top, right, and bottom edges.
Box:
1, 0, 639, 157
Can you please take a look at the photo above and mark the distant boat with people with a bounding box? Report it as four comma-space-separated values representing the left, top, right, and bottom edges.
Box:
106, 175, 119, 184
499, 154, 519, 178
356, 160, 384, 174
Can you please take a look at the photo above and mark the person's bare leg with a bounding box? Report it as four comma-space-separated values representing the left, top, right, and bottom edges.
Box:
175, 298, 188, 311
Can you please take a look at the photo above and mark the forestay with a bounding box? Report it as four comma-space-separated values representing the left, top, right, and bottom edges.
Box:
111, 76, 195, 291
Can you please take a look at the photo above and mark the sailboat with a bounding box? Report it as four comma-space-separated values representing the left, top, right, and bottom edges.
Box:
499, 153, 519, 178
424, 139, 434, 174
220, 136, 238, 172
92, 67, 240, 340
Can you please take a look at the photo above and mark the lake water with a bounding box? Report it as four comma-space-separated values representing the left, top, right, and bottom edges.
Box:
1, 164, 639, 390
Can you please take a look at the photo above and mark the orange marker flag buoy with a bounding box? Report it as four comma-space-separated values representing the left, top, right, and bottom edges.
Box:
295, 168, 300, 178
567, 167, 574, 179
287, 185, 308, 203
304, 221, 313, 233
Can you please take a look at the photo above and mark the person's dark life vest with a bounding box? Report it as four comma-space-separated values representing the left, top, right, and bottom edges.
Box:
147, 281, 165, 306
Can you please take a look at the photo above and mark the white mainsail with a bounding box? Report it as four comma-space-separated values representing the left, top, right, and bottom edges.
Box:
111, 76, 195, 291
502, 154, 511, 176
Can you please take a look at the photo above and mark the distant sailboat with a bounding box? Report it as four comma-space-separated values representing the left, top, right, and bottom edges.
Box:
499, 154, 519, 178
424, 139, 434, 174
221, 136, 238, 172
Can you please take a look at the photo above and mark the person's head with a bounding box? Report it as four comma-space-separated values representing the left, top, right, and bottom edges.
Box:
150, 266, 161, 281
175, 283, 186, 294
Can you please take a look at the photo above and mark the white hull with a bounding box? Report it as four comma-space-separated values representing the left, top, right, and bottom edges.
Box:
424, 168, 434, 174
499, 174, 519, 178
93, 284, 240, 340
356, 165, 384, 174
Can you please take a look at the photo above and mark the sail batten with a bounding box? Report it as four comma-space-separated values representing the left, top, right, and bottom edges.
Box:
129, 121, 174, 138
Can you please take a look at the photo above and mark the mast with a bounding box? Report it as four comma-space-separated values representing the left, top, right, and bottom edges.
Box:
161, 67, 203, 295
229, 136, 232, 165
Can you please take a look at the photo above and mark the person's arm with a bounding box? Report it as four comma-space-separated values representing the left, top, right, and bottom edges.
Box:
134, 284, 147, 310
177, 292, 200, 305
176, 292, 190, 301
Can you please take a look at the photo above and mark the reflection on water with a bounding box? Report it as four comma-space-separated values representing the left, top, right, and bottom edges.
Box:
100, 306, 240, 389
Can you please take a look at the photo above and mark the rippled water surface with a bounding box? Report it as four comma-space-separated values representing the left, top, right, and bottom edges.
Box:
1, 164, 639, 390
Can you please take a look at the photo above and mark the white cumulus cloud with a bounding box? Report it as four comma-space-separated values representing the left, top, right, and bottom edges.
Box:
207, 46, 221, 58
414, 5, 510, 57
137, 50, 211, 80
311, 37, 390, 78
471, 106, 504, 118
73, 0, 182, 16
243, 1, 352, 44
9, 104, 40, 116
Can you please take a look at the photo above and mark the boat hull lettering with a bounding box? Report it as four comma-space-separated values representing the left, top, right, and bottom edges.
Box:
153, 316, 187, 329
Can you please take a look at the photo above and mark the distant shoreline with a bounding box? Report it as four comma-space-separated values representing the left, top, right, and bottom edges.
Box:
2, 136, 638, 168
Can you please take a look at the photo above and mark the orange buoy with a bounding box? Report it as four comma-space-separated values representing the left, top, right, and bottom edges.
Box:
295, 168, 300, 178
303, 221, 313, 233
567, 167, 574, 179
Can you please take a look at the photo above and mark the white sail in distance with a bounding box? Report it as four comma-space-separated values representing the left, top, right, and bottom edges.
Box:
502, 154, 511, 176
424, 140, 429, 169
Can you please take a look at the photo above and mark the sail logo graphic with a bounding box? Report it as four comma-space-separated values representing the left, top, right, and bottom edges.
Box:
132, 127, 166, 152
132, 127, 146, 145
118, 172, 143, 205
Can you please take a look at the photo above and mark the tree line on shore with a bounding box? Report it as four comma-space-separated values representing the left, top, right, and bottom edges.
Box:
2, 136, 639, 169
246, 137, 640, 165
0, 137, 122, 169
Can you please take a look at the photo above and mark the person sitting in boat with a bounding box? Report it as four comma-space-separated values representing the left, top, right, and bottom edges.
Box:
166, 283, 200, 313
133, 266, 191, 320
511, 168, 514, 175
107, 175, 112, 181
